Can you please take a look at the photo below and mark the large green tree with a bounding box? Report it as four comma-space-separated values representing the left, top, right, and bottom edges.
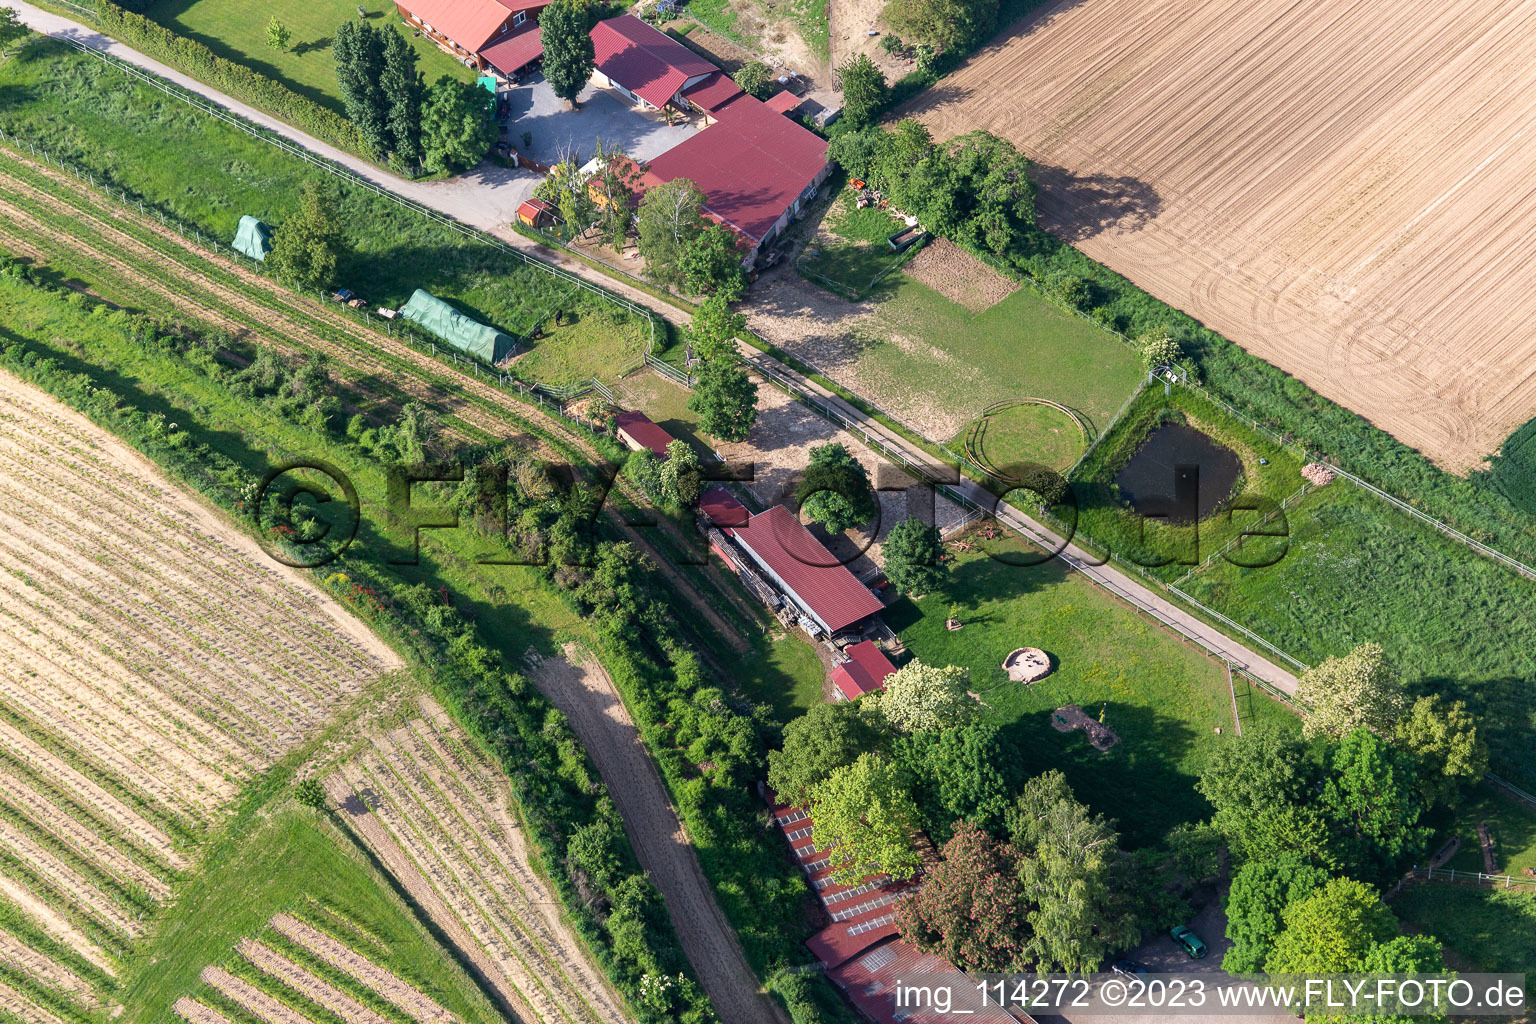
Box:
809, 753, 923, 884
882, 0, 998, 55
881, 517, 946, 595
334, 20, 389, 158
836, 54, 888, 128
798, 442, 878, 534
767, 701, 881, 806
677, 223, 746, 301
541, 0, 596, 107
589, 140, 643, 249
379, 27, 425, 170
1265, 877, 1397, 973
420, 77, 496, 174
1197, 727, 1320, 861
1320, 729, 1429, 882
636, 178, 709, 290
862, 661, 976, 734
658, 439, 701, 508
897, 821, 1030, 970
1009, 771, 1138, 971
733, 60, 774, 99
1223, 854, 1330, 973
1298, 642, 1406, 739
685, 294, 746, 363
896, 722, 1013, 838
1394, 694, 1487, 807
268, 179, 347, 294
687, 358, 757, 442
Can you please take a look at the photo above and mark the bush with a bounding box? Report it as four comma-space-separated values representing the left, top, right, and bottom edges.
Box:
94, 1, 363, 158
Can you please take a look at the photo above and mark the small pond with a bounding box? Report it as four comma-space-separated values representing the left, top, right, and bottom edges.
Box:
1113, 422, 1241, 523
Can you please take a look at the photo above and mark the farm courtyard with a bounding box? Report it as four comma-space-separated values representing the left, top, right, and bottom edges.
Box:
901, 0, 1536, 471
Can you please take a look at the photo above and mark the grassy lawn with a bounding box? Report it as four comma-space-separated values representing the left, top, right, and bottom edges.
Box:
0, 39, 648, 382
122, 804, 503, 1024
144, 0, 473, 115
510, 310, 651, 388
848, 274, 1144, 442
797, 190, 911, 300
968, 401, 1085, 473
892, 535, 1298, 846
1436, 784, 1536, 878
1392, 884, 1536, 992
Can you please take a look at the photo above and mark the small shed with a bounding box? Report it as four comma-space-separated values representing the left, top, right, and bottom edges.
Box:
231, 215, 272, 261
517, 197, 556, 229
831, 640, 897, 701
614, 410, 675, 458
400, 289, 516, 363
764, 90, 803, 116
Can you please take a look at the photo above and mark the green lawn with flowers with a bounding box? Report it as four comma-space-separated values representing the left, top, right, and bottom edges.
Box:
888, 531, 1299, 846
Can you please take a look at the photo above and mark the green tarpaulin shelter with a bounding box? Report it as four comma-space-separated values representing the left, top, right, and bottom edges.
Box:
231, 215, 272, 261
400, 289, 516, 363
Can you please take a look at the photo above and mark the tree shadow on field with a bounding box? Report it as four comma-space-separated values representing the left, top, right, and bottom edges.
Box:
1032, 163, 1165, 243
292, 36, 333, 58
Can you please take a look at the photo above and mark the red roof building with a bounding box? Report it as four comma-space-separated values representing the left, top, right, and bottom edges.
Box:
830, 640, 898, 701
640, 94, 831, 258
589, 16, 716, 109
828, 938, 1017, 1024
396, 0, 552, 75
614, 410, 675, 458
764, 89, 804, 115
727, 506, 882, 635
699, 486, 749, 528
682, 71, 745, 115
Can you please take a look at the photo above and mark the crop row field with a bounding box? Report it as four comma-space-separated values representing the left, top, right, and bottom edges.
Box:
326, 700, 633, 1024
902, 0, 1536, 471
0, 369, 398, 1022
171, 906, 469, 1024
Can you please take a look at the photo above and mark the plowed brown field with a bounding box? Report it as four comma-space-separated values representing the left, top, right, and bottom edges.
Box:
901, 0, 1536, 471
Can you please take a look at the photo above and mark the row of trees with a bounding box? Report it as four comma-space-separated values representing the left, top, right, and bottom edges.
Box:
1202, 644, 1485, 984
767, 660, 1142, 972
334, 21, 497, 174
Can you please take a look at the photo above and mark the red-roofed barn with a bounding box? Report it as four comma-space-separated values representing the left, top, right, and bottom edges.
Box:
727, 506, 882, 636
831, 640, 897, 701
640, 93, 830, 262
589, 16, 717, 109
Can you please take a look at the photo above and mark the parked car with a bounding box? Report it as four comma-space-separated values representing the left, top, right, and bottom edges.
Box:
1111, 959, 1149, 977
1170, 925, 1208, 959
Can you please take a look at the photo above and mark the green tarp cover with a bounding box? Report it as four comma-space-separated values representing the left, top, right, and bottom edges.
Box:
231, 215, 272, 261
400, 289, 515, 363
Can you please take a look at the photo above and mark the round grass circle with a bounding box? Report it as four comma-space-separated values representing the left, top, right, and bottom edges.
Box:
964, 399, 1088, 477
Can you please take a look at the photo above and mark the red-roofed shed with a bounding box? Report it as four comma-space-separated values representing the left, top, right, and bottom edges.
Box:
614, 410, 675, 458
699, 486, 749, 528
829, 939, 1017, 1023
764, 89, 803, 115
831, 641, 897, 701
727, 506, 882, 635
590, 16, 716, 109
640, 95, 830, 258
480, 21, 544, 76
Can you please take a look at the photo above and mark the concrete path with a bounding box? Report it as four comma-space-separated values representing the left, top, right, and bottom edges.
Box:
13, 1, 1301, 699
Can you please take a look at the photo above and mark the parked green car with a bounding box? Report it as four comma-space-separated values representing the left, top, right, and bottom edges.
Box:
1170, 925, 1208, 959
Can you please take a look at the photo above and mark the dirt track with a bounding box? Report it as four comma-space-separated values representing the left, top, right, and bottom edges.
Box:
530, 646, 788, 1024
901, 0, 1536, 471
